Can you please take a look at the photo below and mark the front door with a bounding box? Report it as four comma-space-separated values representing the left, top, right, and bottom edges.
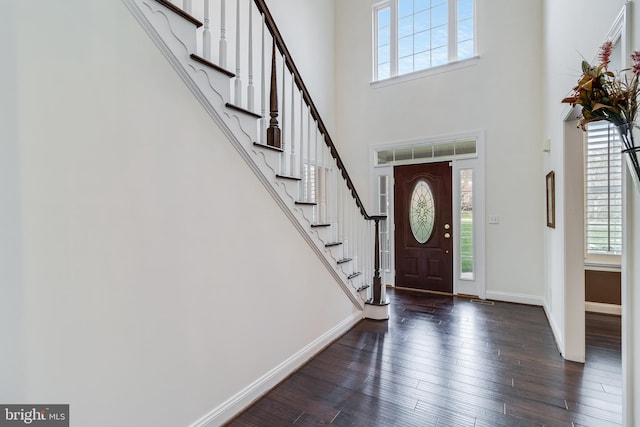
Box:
394, 162, 453, 293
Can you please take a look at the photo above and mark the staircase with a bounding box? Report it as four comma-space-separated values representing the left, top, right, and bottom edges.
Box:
123, 0, 388, 314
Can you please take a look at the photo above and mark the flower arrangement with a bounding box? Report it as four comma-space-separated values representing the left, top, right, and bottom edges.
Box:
562, 41, 640, 189
562, 41, 640, 129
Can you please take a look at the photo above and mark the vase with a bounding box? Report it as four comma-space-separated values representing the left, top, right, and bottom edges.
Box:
615, 122, 640, 194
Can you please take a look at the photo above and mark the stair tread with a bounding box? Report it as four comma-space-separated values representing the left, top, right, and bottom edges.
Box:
225, 103, 262, 119
190, 54, 235, 77
325, 242, 343, 247
254, 142, 284, 153
295, 201, 317, 205
155, 0, 203, 27
275, 174, 300, 181
347, 272, 362, 279
311, 223, 331, 228
356, 284, 371, 292
337, 258, 352, 264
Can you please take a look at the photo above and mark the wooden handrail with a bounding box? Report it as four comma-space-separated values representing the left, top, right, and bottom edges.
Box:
253, 0, 382, 221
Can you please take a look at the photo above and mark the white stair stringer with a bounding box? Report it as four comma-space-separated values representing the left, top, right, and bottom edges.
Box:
123, 0, 369, 307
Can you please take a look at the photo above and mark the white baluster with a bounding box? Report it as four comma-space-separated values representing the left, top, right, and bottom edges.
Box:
304, 110, 311, 201
367, 220, 371, 286
339, 177, 345, 245
370, 220, 375, 286
289, 80, 296, 178
203, 0, 212, 60
318, 144, 327, 224
312, 128, 319, 222
260, 14, 266, 144
313, 125, 319, 203
247, 0, 255, 111
344, 194, 350, 261
219, 0, 227, 68
329, 166, 335, 241
184, 0, 192, 14
334, 167, 340, 243
336, 179, 342, 256
281, 56, 287, 175
234, 0, 242, 105
318, 167, 325, 224
299, 96, 304, 186
353, 213, 358, 276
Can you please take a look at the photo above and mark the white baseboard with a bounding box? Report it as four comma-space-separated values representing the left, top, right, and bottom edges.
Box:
585, 301, 622, 315
189, 311, 362, 427
543, 302, 564, 355
485, 290, 543, 306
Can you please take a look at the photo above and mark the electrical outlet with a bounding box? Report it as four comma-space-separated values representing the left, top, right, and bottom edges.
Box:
488, 215, 500, 224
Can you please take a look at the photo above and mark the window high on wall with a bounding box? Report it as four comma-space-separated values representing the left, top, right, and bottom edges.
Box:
373, 0, 475, 81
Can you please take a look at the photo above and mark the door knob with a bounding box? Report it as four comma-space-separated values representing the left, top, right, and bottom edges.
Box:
444, 232, 451, 239
444, 224, 451, 230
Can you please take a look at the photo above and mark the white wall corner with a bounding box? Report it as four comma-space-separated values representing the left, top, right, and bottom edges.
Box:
543, 302, 564, 357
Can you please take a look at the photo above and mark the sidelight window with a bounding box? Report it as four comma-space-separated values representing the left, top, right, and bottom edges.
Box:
459, 168, 473, 279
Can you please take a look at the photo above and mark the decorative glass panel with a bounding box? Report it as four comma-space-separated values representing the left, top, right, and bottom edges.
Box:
409, 180, 435, 244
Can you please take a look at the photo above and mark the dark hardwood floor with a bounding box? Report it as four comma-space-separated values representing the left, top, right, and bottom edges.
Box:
226, 289, 622, 426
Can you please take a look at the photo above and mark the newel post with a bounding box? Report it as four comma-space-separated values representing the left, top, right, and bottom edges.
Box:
372, 218, 383, 303
364, 216, 390, 320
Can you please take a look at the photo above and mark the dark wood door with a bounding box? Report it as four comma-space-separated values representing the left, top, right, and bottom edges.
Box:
394, 162, 453, 293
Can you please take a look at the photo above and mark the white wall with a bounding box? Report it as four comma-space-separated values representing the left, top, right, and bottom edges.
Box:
542, 0, 625, 360
2, 1, 356, 426
626, 178, 640, 427
624, 167, 639, 426
0, 0, 25, 403
626, 3, 640, 424
334, 0, 544, 301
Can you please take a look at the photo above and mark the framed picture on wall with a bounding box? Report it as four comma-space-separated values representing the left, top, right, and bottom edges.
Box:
546, 171, 555, 228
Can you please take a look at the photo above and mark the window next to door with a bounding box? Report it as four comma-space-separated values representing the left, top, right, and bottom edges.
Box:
460, 168, 474, 280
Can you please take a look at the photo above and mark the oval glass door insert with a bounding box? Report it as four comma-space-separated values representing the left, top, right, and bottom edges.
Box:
409, 179, 435, 244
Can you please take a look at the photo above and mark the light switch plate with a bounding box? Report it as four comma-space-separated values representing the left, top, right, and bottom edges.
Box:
488, 215, 500, 224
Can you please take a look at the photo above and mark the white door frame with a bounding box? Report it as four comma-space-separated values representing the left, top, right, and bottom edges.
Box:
370, 130, 486, 298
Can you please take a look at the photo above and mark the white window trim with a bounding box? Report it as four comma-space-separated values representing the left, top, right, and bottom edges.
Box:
371, 56, 479, 88
372, 0, 477, 83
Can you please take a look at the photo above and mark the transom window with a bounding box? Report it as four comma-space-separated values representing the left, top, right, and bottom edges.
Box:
373, 0, 475, 81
